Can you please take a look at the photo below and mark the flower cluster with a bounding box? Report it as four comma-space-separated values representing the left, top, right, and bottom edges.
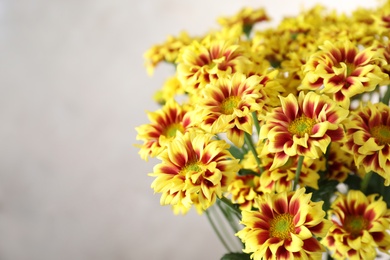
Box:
137, 2, 390, 259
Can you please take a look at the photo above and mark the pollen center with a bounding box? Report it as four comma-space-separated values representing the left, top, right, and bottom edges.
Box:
164, 123, 185, 138
269, 213, 295, 240
180, 161, 203, 177
288, 116, 316, 137
344, 215, 368, 238
221, 96, 240, 115
371, 125, 390, 145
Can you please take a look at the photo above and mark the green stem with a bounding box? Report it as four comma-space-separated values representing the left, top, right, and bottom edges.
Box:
252, 112, 260, 136
205, 209, 232, 252
244, 132, 263, 174
361, 171, 373, 193
381, 85, 390, 105
293, 156, 304, 191
218, 196, 242, 217
216, 200, 244, 249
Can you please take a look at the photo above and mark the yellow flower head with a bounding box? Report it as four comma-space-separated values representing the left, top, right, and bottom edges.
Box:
259, 153, 324, 192
344, 102, 390, 185
301, 40, 389, 108
259, 91, 348, 168
153, 75, 186, 105
144, 31, 194, 75
177, 37, 252, 94
150, 130, 240, 213
322, 190, 390, 260
135, 100, 193, 160
237, 188, 332, 260
324, 142, 354, 182
196, 73, 265, 147
217, 7, 269, 33
228, 174, 262, 211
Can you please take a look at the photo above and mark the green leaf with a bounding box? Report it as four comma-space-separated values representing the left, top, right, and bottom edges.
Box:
344, 174, 361, 190
221, 252, 251, 260
238, 168, 259, 176
229, 145, 245, 160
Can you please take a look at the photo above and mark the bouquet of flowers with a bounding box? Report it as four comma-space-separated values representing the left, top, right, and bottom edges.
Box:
136, 1, 390, 259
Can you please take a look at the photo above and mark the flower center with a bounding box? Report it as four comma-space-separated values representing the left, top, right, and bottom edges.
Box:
288, 116, 316, 137
269, 213, 295, 240
344, 215, 368, 238
370, 125, 390, 145
180, 161, 203, 178
220, 96, 240, 115
164, 123, 185, 138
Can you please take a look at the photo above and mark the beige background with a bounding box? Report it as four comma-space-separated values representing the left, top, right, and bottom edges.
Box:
0, 0, 379, 259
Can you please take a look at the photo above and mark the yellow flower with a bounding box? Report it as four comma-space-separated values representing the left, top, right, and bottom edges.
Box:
324, 142, 354, 182
217, 7, 269, 31
259, 153, 323, 193
344, 102, 390, 185
322, 190, 390, 260
301, 40, 388, 108
150, 130, 240, 213
228, 174, 262, 211
153, 75, 186, 105
237, 188, 332, 260
177, 36, 252, 94
196, 73, 265, 147
144, 31, 194, 75
259, 91, 348, 169
135, 100, 193, 160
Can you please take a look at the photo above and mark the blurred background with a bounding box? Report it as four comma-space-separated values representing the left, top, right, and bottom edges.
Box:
0, 0, 380, 259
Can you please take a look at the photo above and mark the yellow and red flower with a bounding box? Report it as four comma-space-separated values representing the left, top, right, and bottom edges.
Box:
144, 31, 194, 75
135, 100, 193, 160
301, 40, 388, 108
324, 142, 354, 182
322, 190, 390, 260
150, 130, 240, 213
259, 154, 323, 193
228, 174, 262, 211
217, 7, 269, 29
196, 73, 265, 147
344, 102, 390, 185
259, 91, 348, 169
177, 37, 252, 94
237, 188, 332, 260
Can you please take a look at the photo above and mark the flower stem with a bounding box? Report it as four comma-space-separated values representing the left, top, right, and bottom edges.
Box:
252, 112, 260, 136
218, 196, 242, 218
361, 171, 373, 193
216, 200, 244, 249
205, 209, 232, 252
381, 85, 390, 105
293, 156, 304, 190
244, 132, 263, 174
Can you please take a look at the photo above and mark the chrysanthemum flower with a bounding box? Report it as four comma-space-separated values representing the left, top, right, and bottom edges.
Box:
144, 31, 194, 75
150, 130, 240, 213
228, 174, 262, 211
301, 40, 388, 108
325, 142, 354, 182
135, 100, 193, 160
259, 91, 348, 168
217, 7, 269, 33
322, 190, 390, 260
245, 68, 285, 111
237, 188, 332, 260
152, 75, 186, 105
177, 37, 252, 93
259, 153, 323, 193
196, 73, 265, 147
226, 147, 263, 211
242, 142, 323, 193
344, 102, 390, 185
